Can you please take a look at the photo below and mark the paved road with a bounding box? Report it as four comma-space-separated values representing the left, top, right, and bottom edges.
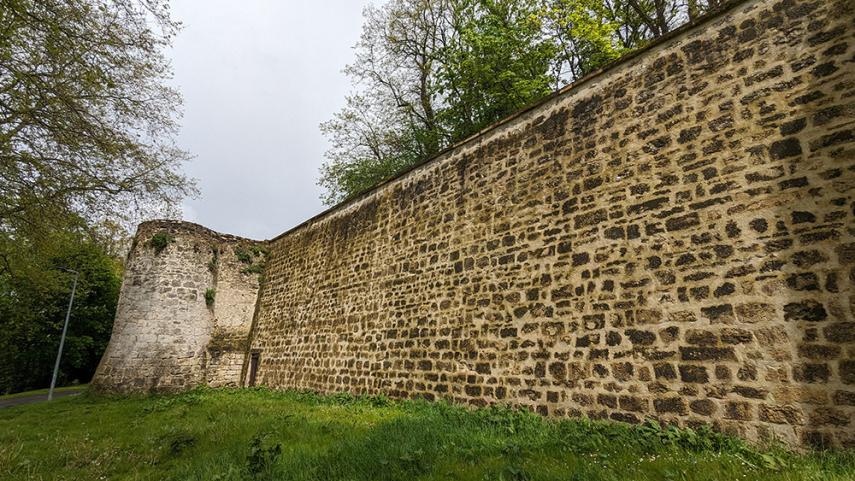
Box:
0, 387, 86, 409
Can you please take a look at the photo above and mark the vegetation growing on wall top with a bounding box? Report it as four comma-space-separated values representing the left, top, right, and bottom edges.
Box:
319, 0, 725, 205
236, 244, 268, 276
148, 232, 175, 255
234, 246, 253, 264
250, 245, 269, 257
241, 264, 265, 275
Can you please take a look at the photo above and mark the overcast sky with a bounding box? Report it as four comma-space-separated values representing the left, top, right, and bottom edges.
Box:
169, 0, 372, 240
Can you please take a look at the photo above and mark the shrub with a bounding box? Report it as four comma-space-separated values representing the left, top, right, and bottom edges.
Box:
234, 247, 253, 264
205, 288, 215, 307
241, 264, 265, 275
148, 232, 174, 254
208, 249, 219, 273
246, 433, 282, 478
250, 245, 269, 257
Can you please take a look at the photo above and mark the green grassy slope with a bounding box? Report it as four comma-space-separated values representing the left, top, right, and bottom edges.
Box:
0, 388, 851, 481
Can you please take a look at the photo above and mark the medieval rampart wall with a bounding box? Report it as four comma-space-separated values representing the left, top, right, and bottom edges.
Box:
248, 0, 855, 449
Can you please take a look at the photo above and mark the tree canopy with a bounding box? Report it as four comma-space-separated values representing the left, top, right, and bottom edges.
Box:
0, 221, 122, 394
0, 0, 192, 393
0, 0, 195, 229
319, 0, 723, 205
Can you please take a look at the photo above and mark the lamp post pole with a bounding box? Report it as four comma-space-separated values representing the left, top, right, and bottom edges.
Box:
49, 269, 79, 401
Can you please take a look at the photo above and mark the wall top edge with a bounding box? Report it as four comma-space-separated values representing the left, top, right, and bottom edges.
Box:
136, 219, 265, 244
148, 0, 754, 244
265, 0, 756, 244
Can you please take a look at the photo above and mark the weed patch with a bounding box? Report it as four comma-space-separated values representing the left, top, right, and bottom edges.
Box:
148, 232, 174, 254
241, 264, 264, 275
208, 248, 219, 273
246, 432, 282, 478
234, 246, 253, 264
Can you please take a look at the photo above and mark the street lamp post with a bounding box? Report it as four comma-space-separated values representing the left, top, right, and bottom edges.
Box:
48, 269, 79, 401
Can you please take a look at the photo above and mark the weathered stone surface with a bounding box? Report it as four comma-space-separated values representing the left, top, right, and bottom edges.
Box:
842, 361, 855, 385
759, 405, 804, 425
725, 401, 754, 421
654, 397, 688, 414
794, 364, 832, 384
95, 0, 855, 450
825, 323, 855, 343
810, 407, 850, 427
679, 365, 709, 383
690, 399, 717, 416
92, 221, 264, 392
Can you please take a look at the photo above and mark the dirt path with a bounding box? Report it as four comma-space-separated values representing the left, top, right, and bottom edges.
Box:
0, 387, 86, 409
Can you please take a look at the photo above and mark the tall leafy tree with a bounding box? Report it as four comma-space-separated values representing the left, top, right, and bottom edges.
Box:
319, 94, 426, 205
320, 0, 556, 205
541, 0, 625, 82
0, 0, 193, 393
439, 0, 556, 140
0, 218, 122, 394
0, 0, 195, 229
319, 0, 449, 205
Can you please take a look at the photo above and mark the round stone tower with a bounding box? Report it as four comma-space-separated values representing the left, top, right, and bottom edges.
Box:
91, 220, 266, 393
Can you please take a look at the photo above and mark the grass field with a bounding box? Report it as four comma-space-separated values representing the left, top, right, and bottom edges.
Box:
0, 388, 852, 481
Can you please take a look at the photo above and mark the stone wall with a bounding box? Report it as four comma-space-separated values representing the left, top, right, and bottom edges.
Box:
248, 0, 855, 449
92, 221, 265, 392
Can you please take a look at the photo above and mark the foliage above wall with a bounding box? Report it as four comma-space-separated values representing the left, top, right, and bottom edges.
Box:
319, 0, 725, 204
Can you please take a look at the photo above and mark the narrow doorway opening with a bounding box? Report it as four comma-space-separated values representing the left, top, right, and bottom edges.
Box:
248, 352, 260, 387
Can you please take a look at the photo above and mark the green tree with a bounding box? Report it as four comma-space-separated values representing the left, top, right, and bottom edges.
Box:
320, 0, 556, 205
0, 220, 122, 394
319, 0, 449, 205
439, 0, 556, 140
0, 0, 195, 230
0, 0, 190, 393
319, 94, 427, 205
319, 0, 726, 204
541, 0, 625, 81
